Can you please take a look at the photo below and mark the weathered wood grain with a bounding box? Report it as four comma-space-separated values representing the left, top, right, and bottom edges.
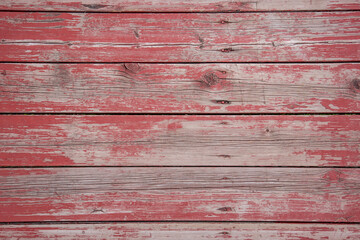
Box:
1, 223, 360, 239
1, 63, 360, 113
1, 12, 359, 62
0, 167, 359, 222
1, 0, 359, 12
0, 115, 359, 166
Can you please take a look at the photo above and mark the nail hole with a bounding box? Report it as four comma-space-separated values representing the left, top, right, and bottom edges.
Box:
213, 100, 231, 104
220, 48, 234, 53
219, 20, 229, 24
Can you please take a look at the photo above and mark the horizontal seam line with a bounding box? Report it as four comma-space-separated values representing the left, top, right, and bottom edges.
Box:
0, 166, 359, 168
0, 10, 359, 14
0, 113, 359, 115
0, 220, 359, 224
1, 61, 360, 64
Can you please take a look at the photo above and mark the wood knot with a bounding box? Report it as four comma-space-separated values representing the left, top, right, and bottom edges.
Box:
219, 231, 230, 235
265, 128, 271, 133
323, 170, 344, 183
202, 72, 220, 87
218, 207, 233, 212
1, 70, 6, 76
83, 4, 107, 9
351, 79, 360, 92
124, 63, 140, 73
213, 100, 231, 104
220, 48, 234, 53
218, 155, 231, 159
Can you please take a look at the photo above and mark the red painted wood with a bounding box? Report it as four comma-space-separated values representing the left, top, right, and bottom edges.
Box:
1, 223, 360, 239
0, 115, 359, 167
1, 0, 359, 12
1, 12, 359, 62
1, 63, 359, 113
0, 167, 359, 222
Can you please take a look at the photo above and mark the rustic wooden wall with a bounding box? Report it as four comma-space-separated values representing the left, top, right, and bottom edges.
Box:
0, 0, 359, 239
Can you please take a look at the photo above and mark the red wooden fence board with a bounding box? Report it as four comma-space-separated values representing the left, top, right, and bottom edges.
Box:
1, 223, 360, 239
1, 63, 360, 113
1, 0, 359, 12
1, 12, 359, 62
1, 0, 359, 237
1, 167, 359, 222
1, 115, 359, 167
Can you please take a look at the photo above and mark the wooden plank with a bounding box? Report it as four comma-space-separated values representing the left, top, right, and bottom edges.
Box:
0, 167, 359, 222
0, 115, 359, 167
1, 0, 359, 12
1, 12, 359, 62
1, 223, 360, 239
1, 63, 360, 113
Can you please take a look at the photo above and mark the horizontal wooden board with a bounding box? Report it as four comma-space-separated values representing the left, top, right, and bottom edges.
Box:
0, 167, 359, 222
1, 223, 360, 239
1, 63, 360, 113
0, 115, 359, 167
1, 0, 360, 12
1, 12, 359, 62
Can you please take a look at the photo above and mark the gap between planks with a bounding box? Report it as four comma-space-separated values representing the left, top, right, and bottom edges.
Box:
1, 10, 360, 14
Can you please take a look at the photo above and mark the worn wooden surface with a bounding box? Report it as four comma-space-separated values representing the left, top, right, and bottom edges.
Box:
1, 167, 359, 222
1, 0, 360, 12
1, 0, 359, 238
0, 115, 359, 167
1, 63, 360, 113
1, 223, 360, 239
1, 12, 359, 62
